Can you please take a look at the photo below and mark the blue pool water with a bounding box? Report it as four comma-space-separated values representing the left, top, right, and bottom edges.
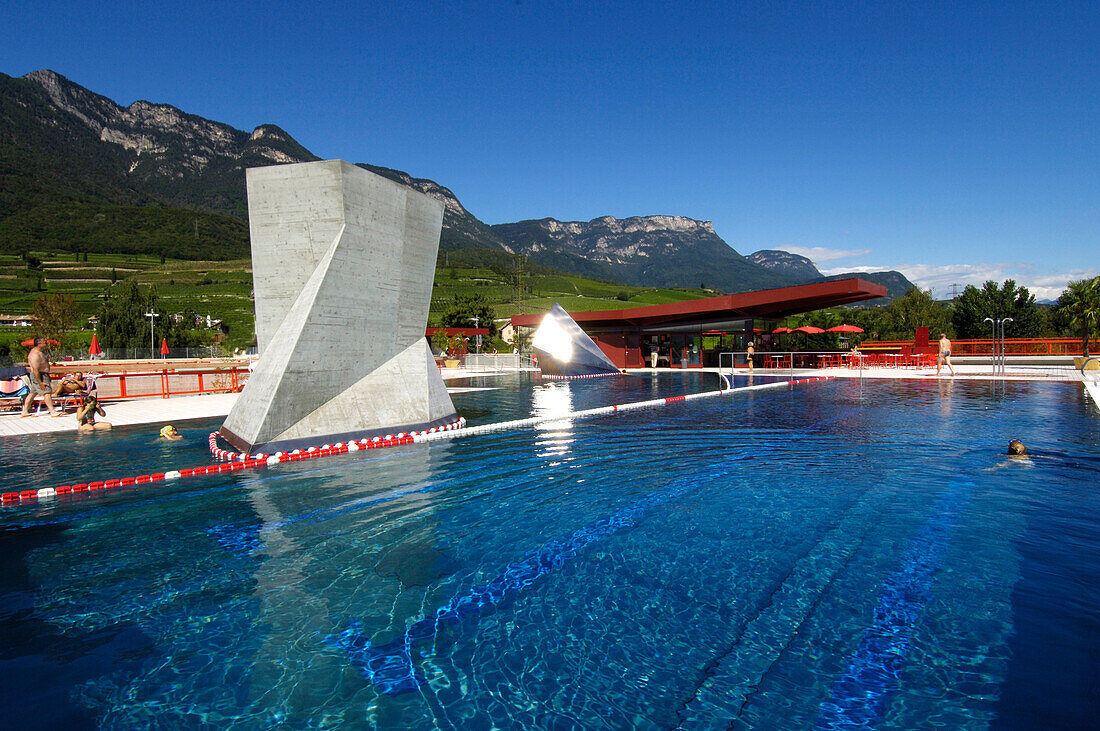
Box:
1, 372, 1099, 729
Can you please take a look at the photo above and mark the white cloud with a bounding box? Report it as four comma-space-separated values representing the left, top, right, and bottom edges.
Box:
781, 246, 872, 263
819, 261, 1100, 302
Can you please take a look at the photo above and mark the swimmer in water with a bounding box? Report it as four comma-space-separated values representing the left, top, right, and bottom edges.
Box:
160, 425, 182, 441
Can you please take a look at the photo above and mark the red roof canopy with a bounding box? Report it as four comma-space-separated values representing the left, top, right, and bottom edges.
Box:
510, 278, 887, 331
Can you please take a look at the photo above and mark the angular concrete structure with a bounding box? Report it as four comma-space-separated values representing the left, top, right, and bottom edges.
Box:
220, 160, 458, 453
532, 303, 621, 377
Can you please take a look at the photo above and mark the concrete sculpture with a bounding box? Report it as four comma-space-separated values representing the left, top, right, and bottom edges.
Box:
532, 303, 621, 377
220, 160, 458, 453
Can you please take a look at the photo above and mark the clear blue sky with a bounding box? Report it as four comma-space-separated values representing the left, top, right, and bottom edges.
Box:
5, 0, 1098, 299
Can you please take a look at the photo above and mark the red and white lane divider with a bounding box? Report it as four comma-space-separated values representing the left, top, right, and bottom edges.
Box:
206, 417, 468, 462
3, 377, 833, 506
0, 417, 464, 506
538, 371, 622, 380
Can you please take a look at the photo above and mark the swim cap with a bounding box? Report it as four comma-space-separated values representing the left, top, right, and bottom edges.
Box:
160, 425, 176, 437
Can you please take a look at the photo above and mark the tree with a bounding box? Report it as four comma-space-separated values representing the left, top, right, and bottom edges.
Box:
509, 254, 528, 304
31, 293, 79, 347
431, 329, 450, 355
511, 326, 532, 353
1054, 276, 1100, 356
441, 293, 497, 336
952, 280, 1042, 339
884, 287, 952, 339
97, 282, 169, 349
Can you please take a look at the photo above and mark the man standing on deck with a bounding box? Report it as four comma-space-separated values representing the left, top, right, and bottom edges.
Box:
21, 337, 61, 417
936, 333, 955, 377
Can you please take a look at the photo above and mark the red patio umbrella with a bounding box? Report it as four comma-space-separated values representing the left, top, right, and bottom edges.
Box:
793, 326, 825, 334
89, 333, 102, 356
826, 324, 865, 333
772, 326, 791, 334
21, 338, 61, 346
160, 338, 170, 357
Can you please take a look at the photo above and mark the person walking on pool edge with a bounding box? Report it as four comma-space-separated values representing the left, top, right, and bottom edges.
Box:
936, 332, 955, 377
20, 337, 61, 417
746, 340, 755, 372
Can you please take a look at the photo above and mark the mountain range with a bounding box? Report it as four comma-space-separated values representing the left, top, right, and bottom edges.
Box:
0, 69, 913, 300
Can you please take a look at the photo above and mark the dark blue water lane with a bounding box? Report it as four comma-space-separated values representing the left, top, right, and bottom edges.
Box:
816, 482, 973, 729
327, 466, 733, 695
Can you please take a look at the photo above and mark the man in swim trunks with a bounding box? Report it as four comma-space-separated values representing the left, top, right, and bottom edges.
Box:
20, 337, 60, 417
746, 340, 755, 372
936, 333, 955, 377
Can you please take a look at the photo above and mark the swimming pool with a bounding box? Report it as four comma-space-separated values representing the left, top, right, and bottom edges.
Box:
1, 373, 1098, 728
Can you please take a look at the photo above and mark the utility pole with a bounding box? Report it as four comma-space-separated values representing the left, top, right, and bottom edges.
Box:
145, 311, 159, 360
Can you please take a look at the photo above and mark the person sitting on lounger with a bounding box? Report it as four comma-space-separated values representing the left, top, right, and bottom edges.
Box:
51, 372, 87, 398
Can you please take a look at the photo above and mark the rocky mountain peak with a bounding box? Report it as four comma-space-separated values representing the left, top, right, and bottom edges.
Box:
543, 214, 716, 236
747, 249, 822, 283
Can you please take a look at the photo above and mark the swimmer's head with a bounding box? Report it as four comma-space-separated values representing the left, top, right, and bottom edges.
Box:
1008, 439, 1027, 455
160, 425, 178, 438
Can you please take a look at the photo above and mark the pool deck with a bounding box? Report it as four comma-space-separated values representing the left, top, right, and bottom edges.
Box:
2, 363, 1095, 438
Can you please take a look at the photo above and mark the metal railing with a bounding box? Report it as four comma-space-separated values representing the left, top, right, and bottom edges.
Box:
859, 337, 1098, 356
712, 349, 1081, 382
0, 346, 257, 368
50, 364, 251, 401
718, 350, 869, 383
457, 353, 537, 371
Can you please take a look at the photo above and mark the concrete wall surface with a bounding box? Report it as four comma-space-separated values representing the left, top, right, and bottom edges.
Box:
221, 160, 457, 453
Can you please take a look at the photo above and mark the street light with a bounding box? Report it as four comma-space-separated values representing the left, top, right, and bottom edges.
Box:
984, 317, 996, 374
145, 311, 159, 360
983, 316, 1014, 375
469, 316, 482, 354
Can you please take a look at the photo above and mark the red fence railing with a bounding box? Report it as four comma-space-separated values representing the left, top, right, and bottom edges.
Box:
54, 365, 250, 402
858, 338, 1097, 356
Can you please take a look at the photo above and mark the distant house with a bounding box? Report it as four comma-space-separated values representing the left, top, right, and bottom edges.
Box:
0, 314, 34, 328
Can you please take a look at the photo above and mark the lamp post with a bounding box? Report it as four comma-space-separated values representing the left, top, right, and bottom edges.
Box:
145, 311, 159, 360
983, 317, 1014, 375
984, 317, 996, 375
